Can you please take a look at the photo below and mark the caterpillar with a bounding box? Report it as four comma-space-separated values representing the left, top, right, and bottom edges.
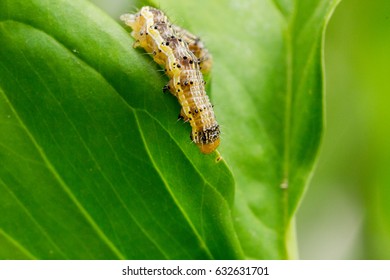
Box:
120, 6, 220, 154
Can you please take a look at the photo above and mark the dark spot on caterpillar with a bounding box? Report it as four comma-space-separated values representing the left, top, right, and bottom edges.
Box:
177, 64, 181, 68
183, 56, 188, 60
189, 60, 193, 64
190, 81, 194, 85
165, 42, 169, 46
194, 109, 199, 113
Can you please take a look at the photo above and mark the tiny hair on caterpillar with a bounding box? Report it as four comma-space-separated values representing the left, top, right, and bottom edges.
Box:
120, 6, 220, 154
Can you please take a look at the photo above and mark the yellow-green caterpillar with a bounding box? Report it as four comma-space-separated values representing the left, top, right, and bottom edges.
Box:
120, 6, 220, 154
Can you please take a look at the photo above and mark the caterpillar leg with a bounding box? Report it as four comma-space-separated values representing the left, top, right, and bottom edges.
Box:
162, 84, 170, 94
178, 108, 189, 122
132, 39, 141, 48
162, 79, 180, 96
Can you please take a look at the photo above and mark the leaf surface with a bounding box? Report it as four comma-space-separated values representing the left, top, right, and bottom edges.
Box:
0, 0, 339, 259
157, 0, 340, 258
0, 0, 239, 259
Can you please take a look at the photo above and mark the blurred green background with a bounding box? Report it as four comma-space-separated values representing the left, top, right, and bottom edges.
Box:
297, 0, 390, 259
91, 0, 390, 259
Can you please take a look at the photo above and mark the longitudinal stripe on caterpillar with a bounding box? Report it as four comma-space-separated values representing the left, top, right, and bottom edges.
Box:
120, 6, 220, 154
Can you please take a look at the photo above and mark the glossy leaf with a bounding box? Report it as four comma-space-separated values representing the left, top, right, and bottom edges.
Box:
0, 0, 240, 259
0, 0, 339, 259
158, 0, 340, 258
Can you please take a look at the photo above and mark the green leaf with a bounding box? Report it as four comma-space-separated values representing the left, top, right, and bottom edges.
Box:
0, 0, 339, 259
0, 0, 240, 259
157, 0, 339, 259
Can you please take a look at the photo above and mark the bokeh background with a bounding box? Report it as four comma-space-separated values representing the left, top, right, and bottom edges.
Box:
91, 0, 390, 259
297, 0, 390, 259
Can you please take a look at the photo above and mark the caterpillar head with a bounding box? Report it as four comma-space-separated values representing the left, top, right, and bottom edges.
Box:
197, 138, 220, 154
192, 124, 220, 154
